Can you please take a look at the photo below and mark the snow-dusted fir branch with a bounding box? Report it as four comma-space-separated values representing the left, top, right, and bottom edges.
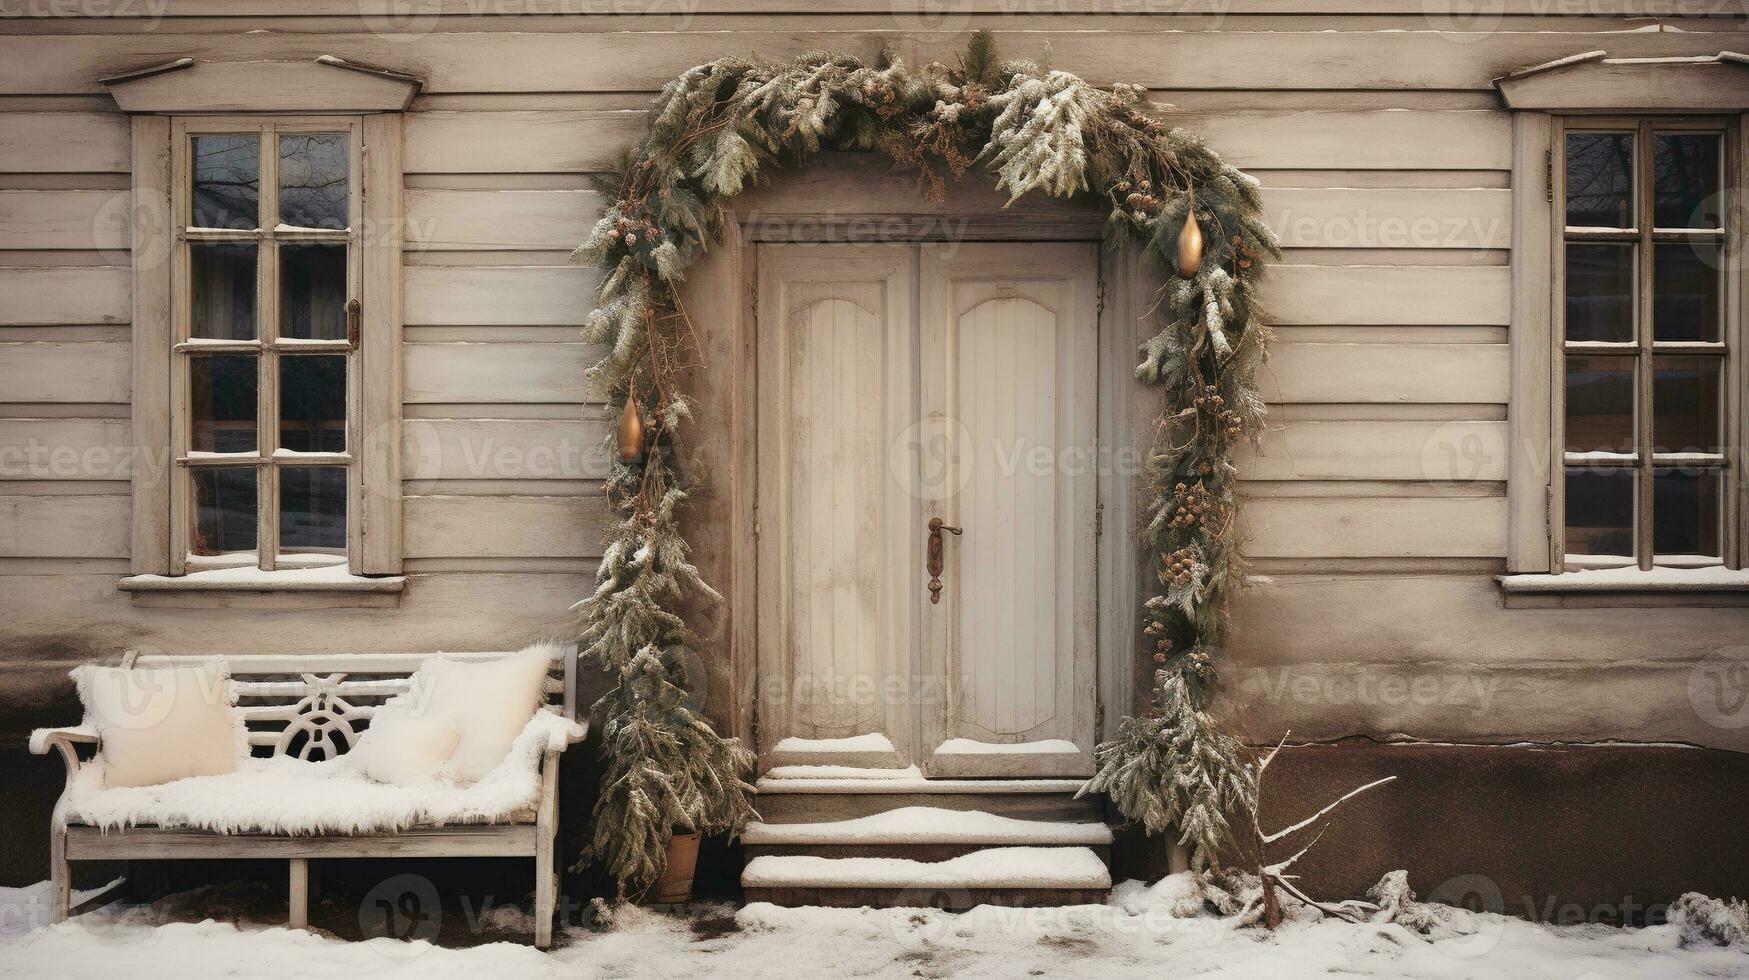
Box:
571, 32, 1279, 896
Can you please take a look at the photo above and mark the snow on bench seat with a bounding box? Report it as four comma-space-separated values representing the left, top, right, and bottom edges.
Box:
742, 846, 1112, 890
742, 806, 1112, 846
57, 710, 581, 837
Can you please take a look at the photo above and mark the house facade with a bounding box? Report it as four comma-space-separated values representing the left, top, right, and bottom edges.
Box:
1, 2, 1746, 913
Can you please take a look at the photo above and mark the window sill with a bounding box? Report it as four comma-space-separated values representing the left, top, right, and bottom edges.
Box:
117, 565, 405, 609
1497, 566, 1749, 608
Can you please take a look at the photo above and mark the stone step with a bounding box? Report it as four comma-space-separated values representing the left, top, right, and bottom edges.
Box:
741, 846, 1112, 909
744, 805, 1113, 846
753, 777, 1103, 824
743, 805, 1112, 862
744, 842, 1113, 863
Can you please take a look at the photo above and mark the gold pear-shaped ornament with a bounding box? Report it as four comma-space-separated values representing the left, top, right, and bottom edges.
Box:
1175, 206, 1204, 279
616, 395, 646, 464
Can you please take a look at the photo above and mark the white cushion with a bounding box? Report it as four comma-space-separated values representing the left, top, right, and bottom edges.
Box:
72, 661, 244, 789
351, 697, 461, 786
417, 646, 555, 782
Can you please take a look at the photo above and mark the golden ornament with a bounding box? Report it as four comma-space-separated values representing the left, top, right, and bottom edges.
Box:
616, 396, 646, 464
1175, 206, 1204, 278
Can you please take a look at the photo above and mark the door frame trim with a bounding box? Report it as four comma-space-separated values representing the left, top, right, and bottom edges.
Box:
673, 153, 1143, 767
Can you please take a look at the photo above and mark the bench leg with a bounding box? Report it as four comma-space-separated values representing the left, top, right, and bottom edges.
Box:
288, 858, 309, 930
534, 747, 559, 949
49, 825, 70, 924
534, 862, 555, 949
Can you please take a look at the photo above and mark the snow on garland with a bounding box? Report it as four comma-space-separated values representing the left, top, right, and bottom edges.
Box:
570, 33, 1279, 896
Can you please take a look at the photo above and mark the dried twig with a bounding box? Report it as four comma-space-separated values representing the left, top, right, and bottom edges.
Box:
1249, 732, 1397, 929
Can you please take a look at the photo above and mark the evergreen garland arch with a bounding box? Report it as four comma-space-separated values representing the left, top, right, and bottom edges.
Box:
572, 33, 1276, 897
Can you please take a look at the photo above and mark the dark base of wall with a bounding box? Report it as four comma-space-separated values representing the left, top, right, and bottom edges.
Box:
5, 742, 1743, 925
1179, 741, 1749, 925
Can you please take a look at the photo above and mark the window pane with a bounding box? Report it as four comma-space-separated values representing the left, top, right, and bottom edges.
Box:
1653, 468, 1722, 558
281, 466, 347, 553
1565, 244, 1635, 342
192, 467, 257, 556
1653, 355, 1723, 455
190, 242, 257, 341
1565, 132, 1633, 228
278, 134, 349, 230
192, 135, 259, 230
189, 355, 258, 453
1652, 243, 1721, 342
1564, 468, 1635, 558
1653, 133, 1721, 229
1564, 355, 1635, 453
280, 356, 346, 453
280, 244, 348, 340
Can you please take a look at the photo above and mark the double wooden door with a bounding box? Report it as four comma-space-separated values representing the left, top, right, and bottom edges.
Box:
755, 243, 1099, 777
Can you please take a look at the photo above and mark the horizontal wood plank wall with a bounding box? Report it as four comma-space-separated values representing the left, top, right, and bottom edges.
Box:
0, 30, 1741, 94
1, 10, 1746, 745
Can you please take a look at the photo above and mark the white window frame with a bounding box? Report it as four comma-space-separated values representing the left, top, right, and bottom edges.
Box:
171, 115, 363, 574
1499, 52, 1749, 598
1551, 116, 1741, 572
107, 59, 410, 589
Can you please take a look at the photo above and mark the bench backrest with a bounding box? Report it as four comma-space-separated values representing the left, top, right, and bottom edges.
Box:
125, 648, 578, 761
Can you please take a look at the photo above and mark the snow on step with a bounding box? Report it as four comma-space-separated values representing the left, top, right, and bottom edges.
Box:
772, 733, 895, 753
934, 738, 1080, 755
756, 776, 1087, 794
742, 846, 1111, 890
742, 807, 1112, 846
762, 764, 923, 781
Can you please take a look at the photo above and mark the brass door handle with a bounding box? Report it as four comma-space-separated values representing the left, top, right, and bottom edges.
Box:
926, 517, 962, 605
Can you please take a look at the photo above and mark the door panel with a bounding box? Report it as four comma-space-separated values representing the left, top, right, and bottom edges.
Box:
920, 244, 1100, 778
755, 242, 1099, 777
755, 246, 916, 769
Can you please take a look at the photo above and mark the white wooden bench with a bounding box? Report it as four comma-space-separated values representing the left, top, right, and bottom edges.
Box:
31, 648, 585, 948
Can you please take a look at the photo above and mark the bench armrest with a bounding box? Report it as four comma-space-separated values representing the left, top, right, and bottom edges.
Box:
30, 725, 98, 757
564, 720, 589, 745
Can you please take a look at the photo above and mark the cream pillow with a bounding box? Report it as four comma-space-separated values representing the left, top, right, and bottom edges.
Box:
418, 646, 554, 782
72, 661, 244, 789
352, 697, 462, 786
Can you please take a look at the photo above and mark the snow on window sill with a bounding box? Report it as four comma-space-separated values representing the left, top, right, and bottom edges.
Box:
1496, 566, 1749, 608
118, 565, 404, 608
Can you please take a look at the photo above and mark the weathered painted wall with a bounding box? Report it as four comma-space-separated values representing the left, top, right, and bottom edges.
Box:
1, 4, 1747, 764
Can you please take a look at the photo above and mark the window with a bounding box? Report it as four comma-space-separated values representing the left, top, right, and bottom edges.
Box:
104, 59, 411, 595
173, 118, 360, 572
1556, 118, 1736, 570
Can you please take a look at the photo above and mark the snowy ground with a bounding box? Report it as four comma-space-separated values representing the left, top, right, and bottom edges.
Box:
2, 877, 1746, 980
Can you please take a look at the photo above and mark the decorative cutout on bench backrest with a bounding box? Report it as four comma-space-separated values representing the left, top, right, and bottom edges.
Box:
232, 672, 415, 760
264, 674, 363, 760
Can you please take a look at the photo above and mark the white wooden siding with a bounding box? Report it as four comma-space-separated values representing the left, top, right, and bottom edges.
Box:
0, 344, 130, 402
0, 113, 129, 172
405, 265, 595, 325
0, 268, 130, 325
0, 30, 1737, 94
0, 191, 130, 250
